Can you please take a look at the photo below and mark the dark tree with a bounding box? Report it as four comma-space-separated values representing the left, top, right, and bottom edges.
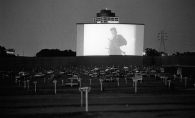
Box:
145, 48, 160, 56
36, 49, 76, 57
0, 46, 7, 57
172, 51, 195, 56
0, 46, 15, 57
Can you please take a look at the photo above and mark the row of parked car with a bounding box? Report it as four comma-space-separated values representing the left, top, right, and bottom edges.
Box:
1, 66, 174, 87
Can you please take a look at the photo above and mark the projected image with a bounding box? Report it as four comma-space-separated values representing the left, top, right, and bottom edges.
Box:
108, 27, 127, 55
77, 24, 144, 56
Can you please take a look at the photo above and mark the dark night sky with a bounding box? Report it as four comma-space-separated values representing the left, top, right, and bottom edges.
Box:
1, 0, 195, 56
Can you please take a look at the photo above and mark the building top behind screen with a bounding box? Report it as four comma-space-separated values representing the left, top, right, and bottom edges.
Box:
93, 9, 119, 23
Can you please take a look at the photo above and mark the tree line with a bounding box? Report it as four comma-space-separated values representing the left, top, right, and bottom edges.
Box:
0, 45, 76, 57
144, 48, 195, 56
36, 49, 76, 57
0, 46, 15, 57
1, 45, 195, 57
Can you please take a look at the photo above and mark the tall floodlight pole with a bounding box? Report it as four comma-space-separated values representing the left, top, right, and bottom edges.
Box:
158, 30, 168, 53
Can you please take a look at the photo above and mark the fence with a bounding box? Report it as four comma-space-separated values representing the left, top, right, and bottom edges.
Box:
0, 57, 76, 70
1, 56, 195, 70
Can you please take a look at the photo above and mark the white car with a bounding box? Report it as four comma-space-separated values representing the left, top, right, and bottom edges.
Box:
47, 70, 54, 74
34, 72, 45, 77
19, 71, 29, 76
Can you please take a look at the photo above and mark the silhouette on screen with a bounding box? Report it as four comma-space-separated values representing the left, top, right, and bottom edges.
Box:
107, 27, 127, 55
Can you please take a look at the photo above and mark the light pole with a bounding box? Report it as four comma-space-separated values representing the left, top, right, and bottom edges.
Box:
33, 81, 37, 92
79, 87, 91, 112
53, 80, 57, 94
99, 79, 103, 91
27, 80, 30, 89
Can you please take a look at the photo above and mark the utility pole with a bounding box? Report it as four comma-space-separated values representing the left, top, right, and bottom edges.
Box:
158, 30, 168, 53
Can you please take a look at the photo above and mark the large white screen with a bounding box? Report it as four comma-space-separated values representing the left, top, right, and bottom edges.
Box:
77, 24, 144, 56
